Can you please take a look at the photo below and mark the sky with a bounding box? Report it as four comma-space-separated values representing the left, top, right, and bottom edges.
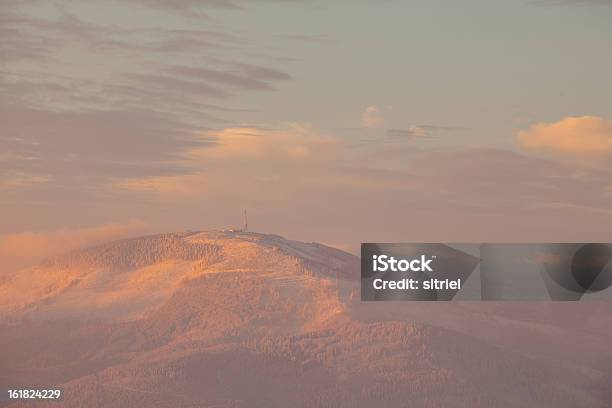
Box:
1, 0, 612, 259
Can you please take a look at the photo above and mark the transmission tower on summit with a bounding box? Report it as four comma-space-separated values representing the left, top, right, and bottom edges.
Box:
221, 210, 248, 233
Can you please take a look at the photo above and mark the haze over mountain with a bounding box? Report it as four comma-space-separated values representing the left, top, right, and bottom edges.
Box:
1, 232, 611, 407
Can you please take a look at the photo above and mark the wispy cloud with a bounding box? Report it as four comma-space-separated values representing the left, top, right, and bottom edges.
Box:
386, 125, 463, 139
0, 103, 215, 191
0, 0, 296, 203
114, 0, 241, 18
165, 65, 292, 91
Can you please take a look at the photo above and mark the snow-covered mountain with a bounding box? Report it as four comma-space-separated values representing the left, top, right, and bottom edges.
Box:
0, 232, 610, 407
0, 231, 358, 323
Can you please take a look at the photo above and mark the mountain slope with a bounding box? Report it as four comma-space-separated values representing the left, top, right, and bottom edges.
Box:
0, 232, 610, 407
0, 231, 357, 323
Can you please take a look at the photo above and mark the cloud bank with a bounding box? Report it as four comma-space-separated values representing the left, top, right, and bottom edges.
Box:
518, 116, 612, 157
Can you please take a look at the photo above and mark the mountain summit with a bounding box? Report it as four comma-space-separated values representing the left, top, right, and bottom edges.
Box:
0, 231, 358, 323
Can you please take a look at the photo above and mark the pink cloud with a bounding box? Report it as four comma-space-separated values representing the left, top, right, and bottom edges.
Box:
518, 116, 612, 157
